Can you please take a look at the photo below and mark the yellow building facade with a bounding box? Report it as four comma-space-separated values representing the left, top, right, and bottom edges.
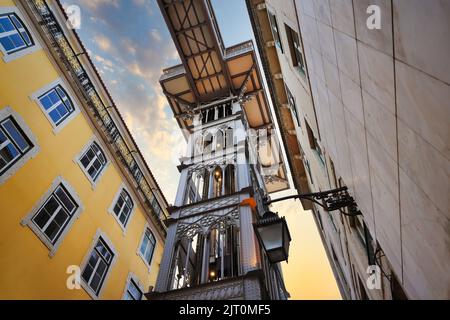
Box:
0, 0, 167, 299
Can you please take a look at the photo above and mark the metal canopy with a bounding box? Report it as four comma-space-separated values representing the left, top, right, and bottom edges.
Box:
158, 0, 232, 102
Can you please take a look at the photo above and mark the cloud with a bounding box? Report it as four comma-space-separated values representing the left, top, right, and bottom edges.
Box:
94, 34, 111, 52
78, 0, 119, 11
150, 29, 162, 42
60, 0, 183, 201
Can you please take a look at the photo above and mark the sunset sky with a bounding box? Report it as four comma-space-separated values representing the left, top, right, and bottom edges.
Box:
60, 0, 341, 300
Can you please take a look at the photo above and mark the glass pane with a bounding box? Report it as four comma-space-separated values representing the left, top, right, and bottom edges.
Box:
39, 95, 53, 110
49, 108, 62, 124
56, 87, 67, 100
88, 166, 97, 179
89, 272, 102, 293
2, 119, 30, 152
32, 198, 57, 229
43, 207, 69, 243
0, 36, 14, 52
10, 33, 24, 48
145, 243, 154, 264
10, 15, 24, 29
124, 292, 133, 300
119, 206, 130, 224
128, 281, 142, 300
95, 241, 112, 263
140, 236, 148, 256
82, 252, 99, 282
55, 187, 76, 213
0, 17, 15, 32
47, 90, 60, 105
0, 129, 6, 144
80, 154, 90, 168
21, 31, 31, 45
0, 143, 19, 165
56, 103, 69, 118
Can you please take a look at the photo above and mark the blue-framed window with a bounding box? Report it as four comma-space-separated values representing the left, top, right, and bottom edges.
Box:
0, 13, 33, 54
0, 116, 33, 176
38, 85, 75, 126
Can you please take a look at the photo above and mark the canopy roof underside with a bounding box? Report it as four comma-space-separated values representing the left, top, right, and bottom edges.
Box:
158, 0, 289, 193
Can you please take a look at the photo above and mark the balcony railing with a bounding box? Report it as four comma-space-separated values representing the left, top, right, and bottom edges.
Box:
160, 64, 186, 81
225, 41, 254, 60
146, 271, 267, 300
27, 0, 167, 233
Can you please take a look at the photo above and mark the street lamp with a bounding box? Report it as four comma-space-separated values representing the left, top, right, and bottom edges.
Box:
253, 211, 292, 264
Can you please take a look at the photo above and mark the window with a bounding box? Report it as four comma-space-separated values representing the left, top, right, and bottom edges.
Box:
38, 85, 75, 126
139, 227, 156, 267
285, 24, 306, 75
285, 84, 301, 128
124, 278, 143, 300
349, 215, 376, 265
110, 188, 134, 228
82, 237, 115, 297
0, 116, 33, 176
150, 196, 163, 218
268, 11, 283, 52
32, 184, 78, 244
0, 12, 33, 55
305, 120, 325, 166
78, 141, 107, 183
21, 177, 83, 256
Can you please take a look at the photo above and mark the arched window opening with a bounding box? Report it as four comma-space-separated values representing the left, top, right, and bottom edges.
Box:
170, 234, 203, 289
201, 110, 207, 125
217, 105, 224, 119
203, 132, 213, 154
225, 164, 235, 195
225, 103, 233, 117
225, 127, 234, 149
185, 169, 209, 204
193, 135, 203, 156
208, 225, 240, 283
207, 108, 215, 122
170, 225, 240, 290
216, 129, 224, 151
212, 167, 223, 198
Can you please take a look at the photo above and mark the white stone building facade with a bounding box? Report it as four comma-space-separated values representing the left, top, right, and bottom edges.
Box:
247, 0, 450, 299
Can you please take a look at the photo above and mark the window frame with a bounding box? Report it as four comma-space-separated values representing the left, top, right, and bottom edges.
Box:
0, 7, 41, 63
122, 273, 144, 300
284, 23, 306, 75
79, 230, 117, 299
108, 184, 136, 232
75, 137, 109, 189
137, 224, 157, 271
21, 176, 83, 257
267, 10, 283, 53
285, 84, 302, 128
0, 106, 39, 185
31, 78, 81, 133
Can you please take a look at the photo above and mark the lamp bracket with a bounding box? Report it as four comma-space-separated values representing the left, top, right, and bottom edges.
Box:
264, 187, 362, 216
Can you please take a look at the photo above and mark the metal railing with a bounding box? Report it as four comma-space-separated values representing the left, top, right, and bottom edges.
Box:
27, 0, 168, 233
